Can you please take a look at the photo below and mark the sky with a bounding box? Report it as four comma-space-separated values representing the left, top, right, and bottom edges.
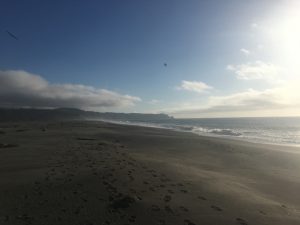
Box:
1, 0, 300, 118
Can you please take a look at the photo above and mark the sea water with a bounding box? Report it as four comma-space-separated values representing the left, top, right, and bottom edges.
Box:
101, 117, 300, 146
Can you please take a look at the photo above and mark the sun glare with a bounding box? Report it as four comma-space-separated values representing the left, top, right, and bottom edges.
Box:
266, 1, 300, 76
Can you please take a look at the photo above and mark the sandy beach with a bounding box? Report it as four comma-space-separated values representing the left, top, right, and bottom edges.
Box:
1, 121, 300, 225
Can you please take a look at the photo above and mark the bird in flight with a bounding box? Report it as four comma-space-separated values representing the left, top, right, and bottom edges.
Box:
164, 63, 167, 67
6, 30, 19, 40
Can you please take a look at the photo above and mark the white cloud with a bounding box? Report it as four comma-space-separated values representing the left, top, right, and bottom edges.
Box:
251, 23, 258, 29
257, 44, 264, 50
178, 80, 213, 93
167, 82, 300, 118
148, 99, 161, 105
227, 61, 282, 81
0, 70, 141, 109
240, 48, 250, 56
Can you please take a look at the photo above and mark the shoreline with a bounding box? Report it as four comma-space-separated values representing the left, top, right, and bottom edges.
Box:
89, 119, 300, 149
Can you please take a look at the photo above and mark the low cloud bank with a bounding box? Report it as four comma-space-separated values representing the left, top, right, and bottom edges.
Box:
0, 70, 141, 109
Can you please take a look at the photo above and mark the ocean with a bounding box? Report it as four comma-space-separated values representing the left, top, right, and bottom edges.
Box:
101, 117, 300, 146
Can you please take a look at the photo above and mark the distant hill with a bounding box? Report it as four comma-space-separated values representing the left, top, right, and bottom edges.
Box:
0, 108, 173, 122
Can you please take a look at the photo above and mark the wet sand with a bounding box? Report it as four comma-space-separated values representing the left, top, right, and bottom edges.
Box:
0, 121, 300, 225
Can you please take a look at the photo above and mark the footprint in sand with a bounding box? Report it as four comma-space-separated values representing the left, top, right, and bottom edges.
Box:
165, 205, 174, 214
151, 205, 160, 212
236, 218, 248, 225
3, 215, 9, 222
198, 196, 207, 201
184, 219, 196, 225
211, 205, 222, 211
167, 189, 174, 194
128, 215, 137, 222
16, 214, 33, 222
61, 208, 67, 213
179, 206, 189, 212
129, 188, 137, 194
259, 210, 266, 215
281, 204, 287, 208
0, 143, 18, 148
163, 195, 172, 203
149, 187, 156, 192
136, 195, 142, 201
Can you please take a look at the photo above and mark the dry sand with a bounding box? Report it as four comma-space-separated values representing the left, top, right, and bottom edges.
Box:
0, 121, 300, 225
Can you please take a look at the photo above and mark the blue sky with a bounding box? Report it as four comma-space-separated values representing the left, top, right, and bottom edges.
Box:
1, 0, 300, 117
